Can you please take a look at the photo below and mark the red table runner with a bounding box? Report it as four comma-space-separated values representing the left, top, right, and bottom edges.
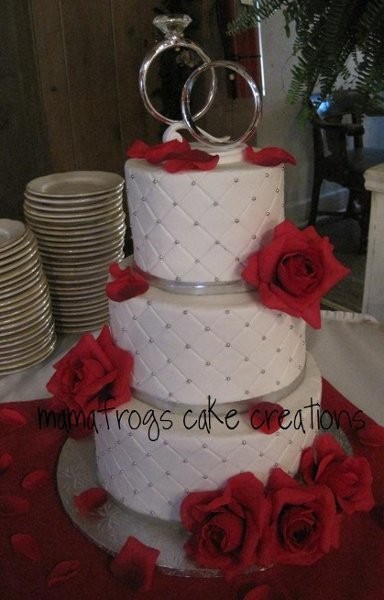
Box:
1, 379, 384, 600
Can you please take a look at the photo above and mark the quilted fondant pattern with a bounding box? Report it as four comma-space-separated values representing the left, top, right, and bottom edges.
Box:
95, 355, 321, 521
125, 159, 284, 282
109, 285, 306, 409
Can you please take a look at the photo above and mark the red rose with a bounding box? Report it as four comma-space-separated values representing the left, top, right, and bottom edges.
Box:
300, 434, 374, 515
266, 468, 340, 565
46, 326, 133, 436
180, 472, 271, 579
242, 220, 350, 328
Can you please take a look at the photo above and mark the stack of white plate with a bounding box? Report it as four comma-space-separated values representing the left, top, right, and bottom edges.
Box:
0, 219, 56, 375
23, 171, 126, 333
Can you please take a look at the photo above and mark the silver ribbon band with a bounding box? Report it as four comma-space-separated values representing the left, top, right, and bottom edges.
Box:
133, 263, 253, 296
132, 365, 306, 416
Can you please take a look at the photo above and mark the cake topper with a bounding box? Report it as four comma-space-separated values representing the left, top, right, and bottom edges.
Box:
139, 14, 262, 149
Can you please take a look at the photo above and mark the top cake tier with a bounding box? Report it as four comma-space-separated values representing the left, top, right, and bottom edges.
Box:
125, 154, 284, 284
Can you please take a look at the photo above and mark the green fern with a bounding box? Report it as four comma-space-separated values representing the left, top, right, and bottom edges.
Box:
229, 0, 384, 114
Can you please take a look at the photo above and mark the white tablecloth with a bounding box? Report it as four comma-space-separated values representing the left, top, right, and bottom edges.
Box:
1, 311, 383, 425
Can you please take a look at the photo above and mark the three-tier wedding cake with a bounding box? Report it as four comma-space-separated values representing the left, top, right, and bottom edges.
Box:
92, 14, 341, 526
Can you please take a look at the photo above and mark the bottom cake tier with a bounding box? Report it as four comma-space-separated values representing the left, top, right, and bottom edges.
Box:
95, 353, 321, 522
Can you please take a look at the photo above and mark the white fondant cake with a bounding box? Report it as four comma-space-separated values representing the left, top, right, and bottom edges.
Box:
125, 154, 284, 283
95, 354, 321, 521
95, 147, 322, 523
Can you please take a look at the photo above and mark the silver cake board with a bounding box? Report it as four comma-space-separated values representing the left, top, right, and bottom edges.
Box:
57, 426, 350, 578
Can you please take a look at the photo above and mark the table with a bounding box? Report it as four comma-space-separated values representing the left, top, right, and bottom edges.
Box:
1, 310, 384, 600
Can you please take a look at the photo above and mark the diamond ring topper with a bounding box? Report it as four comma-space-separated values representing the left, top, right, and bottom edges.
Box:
139, 14, 216, 127
139, 14, 262, 149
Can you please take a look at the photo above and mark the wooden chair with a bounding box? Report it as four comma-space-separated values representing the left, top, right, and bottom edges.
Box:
308, 91, 384, 251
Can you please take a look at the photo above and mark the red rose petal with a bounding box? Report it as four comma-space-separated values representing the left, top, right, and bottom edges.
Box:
267, 467, 300, 492
47, 560, 81, 588
106, 265, 149, 302
126, 139, 150, 158
11, 533, 41, 562
109, 261, 124, 278
0, 407, 27, 428
243, 584, 272, 600
0, 452, 13, 473
111, 536, 159, 592
163, 150, 219, 173
357, 420, 384, 447
74, 487, 108, 514
244, 146, 296, 166
145, 139, 190, 164
0, 494, 30, 516
249, 401, 285, 434
126, 139, 219, 173
21, 470, 49, 491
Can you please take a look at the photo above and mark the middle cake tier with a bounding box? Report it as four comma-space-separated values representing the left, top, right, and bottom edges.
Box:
109, 269, 306, 412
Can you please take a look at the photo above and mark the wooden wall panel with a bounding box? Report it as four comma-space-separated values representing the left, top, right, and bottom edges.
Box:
0, 0, 49, 220
57, 0, 122, 172
29, 0, 74, 172
111, 0, 162, 151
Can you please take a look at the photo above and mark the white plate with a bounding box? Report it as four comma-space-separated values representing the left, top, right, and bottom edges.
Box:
47, 273, 109, 289
31, 223, 126, 245
0, 240, 38, 267
41, 248, 123, 269
0, 256, 41, 284
0, 228, 35, 259
0, 238, 39, 268
0, 248, 41, 276
44, 270, 109, 285
42, 252, 124, 275
49, 281, 106, 296
26, 171, 124, 198
0, 315, 55, 344
0, 323, 56, 357
37, 240, 124, 260
0, 268, 45, 297
51, 290, 107, 303
0, 334, 56, 375
23, 201, 123, 223
52, 293, 108, 318
0, 219, 26, 250
25, 212, 125, 235
0, 281, 49, 312
37, 232, 124, 251
54, 317, 108, 333
0, 296, 51, 330
24, 204, 125, 226
24, 190, 124, 212
52, 308, 108, 320
0, 303, 52, 340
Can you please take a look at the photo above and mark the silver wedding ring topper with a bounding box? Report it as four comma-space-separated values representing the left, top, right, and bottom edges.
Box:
139, 14, 262, 150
